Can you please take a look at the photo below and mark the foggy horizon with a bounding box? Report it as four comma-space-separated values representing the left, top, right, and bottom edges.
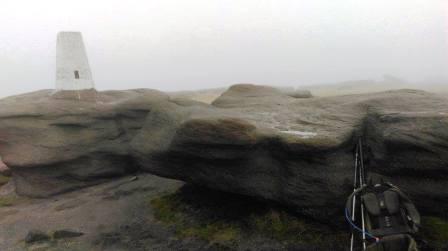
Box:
1, 0, 448, 98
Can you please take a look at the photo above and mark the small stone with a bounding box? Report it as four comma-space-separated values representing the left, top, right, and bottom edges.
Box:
24, 230, 50, 244
53, 229, 84, 239
130, 176, 138, 181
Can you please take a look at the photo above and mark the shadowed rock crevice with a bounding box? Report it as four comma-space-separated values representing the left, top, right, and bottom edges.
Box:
13, 154, 139, 197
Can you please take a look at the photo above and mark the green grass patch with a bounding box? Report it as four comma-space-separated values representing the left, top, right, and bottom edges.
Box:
178, 223, 240, 243
250, 210, 324, 243
150, 185, 347, 248
0, 175, 10, 186
151, 193, 181, 223
420, 216, 448, 249
0, 196, 18, 207
0, 175, 15, 207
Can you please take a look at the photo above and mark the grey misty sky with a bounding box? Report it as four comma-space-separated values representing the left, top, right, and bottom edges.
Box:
0, 0, 447, 98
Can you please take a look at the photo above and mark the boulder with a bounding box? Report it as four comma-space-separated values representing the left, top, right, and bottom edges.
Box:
52, 229, 84, 239
24, 230, 50, 244
0, 89, 168, 196
0, 85, 447, 222
211, 83, 296, 107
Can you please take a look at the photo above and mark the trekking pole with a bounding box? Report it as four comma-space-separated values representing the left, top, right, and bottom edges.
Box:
358, 138, 367, 250
350, 142, 359, 251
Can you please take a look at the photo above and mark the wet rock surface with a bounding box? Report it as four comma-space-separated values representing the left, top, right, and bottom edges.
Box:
0, 84, 448, 222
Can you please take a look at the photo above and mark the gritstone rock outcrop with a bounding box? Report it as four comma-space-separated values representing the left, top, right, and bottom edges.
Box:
1, 84, 447, 221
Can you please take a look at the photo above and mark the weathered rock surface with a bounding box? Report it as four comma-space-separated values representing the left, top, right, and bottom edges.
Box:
1, 84, 448, 221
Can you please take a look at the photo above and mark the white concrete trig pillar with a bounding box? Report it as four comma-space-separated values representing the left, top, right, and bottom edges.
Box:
56, 32, 95, 90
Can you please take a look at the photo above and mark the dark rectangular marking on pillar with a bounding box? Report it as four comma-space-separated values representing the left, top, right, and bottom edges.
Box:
74, 70, 80, 79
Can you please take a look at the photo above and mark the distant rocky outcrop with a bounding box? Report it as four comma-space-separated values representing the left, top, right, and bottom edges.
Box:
286, 89, 312, 98
275, 86, 313, 98
1, 84, 448, 221
211, 83, 296, 107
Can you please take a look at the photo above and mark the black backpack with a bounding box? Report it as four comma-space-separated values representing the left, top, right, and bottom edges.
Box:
346, 182, 421, 251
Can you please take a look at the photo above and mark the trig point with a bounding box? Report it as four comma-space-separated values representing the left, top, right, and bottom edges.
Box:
56, 32, 95, 91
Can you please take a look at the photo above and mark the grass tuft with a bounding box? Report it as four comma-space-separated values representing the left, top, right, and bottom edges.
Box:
179, 223, 240, 243
0, 175, 10, 186
0, 175, 16, 207
420, 216, 448, 249
151, 194, 181, 223
0, 196, 17, 207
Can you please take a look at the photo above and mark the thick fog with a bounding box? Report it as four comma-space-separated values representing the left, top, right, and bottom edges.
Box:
0, 0, 447, 98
